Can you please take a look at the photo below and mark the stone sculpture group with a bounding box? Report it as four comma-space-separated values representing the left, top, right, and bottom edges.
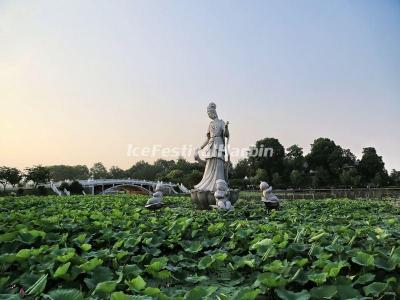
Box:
146, 102, 279, 210
190, 102, 240, 210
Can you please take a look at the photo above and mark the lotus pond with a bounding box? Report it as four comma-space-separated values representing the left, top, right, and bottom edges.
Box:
0, 195, 399, 300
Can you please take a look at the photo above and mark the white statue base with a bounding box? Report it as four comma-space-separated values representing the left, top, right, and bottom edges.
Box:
190, 188, 239, 210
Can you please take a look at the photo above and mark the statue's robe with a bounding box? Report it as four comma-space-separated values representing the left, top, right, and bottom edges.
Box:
194, 119, 226, 191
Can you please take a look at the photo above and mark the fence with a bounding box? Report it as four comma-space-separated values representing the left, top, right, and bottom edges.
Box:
242, 188, 400, 201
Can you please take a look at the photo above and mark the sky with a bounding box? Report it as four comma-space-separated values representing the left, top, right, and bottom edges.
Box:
0, 0, 399, 171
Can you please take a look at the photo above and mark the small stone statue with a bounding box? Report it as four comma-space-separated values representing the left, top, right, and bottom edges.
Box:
260, 181, 280, 209
145, 183, 166, 209
211, 179, 233, 210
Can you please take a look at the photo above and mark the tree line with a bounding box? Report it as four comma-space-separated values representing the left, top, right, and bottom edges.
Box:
231, 137, 399, 189
1, 137, 400, 192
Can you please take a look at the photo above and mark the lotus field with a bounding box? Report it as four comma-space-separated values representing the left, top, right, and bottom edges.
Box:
0, 195, 400, 299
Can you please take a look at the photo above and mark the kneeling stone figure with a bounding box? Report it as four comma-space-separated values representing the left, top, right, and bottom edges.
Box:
211, 179, 233, 210
145, 182, 167, 209
260, 181, 280, 209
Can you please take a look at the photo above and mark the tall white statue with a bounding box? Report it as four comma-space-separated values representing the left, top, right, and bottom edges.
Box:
194, 102, 230, 191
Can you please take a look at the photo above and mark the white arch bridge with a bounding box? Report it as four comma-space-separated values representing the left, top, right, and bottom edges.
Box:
50, 179, 190, 196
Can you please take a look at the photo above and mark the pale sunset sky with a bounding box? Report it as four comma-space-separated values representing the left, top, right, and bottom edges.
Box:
0, 0, 399, 171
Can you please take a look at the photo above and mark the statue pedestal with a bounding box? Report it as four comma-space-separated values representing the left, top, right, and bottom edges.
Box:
262, 199, 280, 210
190, 189, 240, 210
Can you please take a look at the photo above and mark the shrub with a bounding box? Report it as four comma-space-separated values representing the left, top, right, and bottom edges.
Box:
17, 188, 24, 196
37, 185, 47, 196
59, 181, 70, 191
69, 181, 84, 195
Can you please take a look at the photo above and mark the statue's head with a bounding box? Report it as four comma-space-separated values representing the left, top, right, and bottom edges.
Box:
260, 181, 269, 191
216, 179, 228, 191
207, 102, 218, 120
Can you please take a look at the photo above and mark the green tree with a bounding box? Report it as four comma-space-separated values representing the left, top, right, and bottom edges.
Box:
166, 169, 185, 183
69, 181, 84, 195
232, 159, 250, 180
25, 165, 51, 187
248, 138, 285, 182
389, 169, 400, 186
184, 170, 203, 188
306, 138, 355, 186
49, 165, 69, 181
73, 165, 90, 179
0, 167, 22, 191
272, 172, 283, 188
290, 170, 302, 188
286, 145, 304, 169
175, 158, 194, 173
310, 167, 331, 188
0, 167, 9, 191
339, 170, 351, 187
307, 138, 338, 168
154, 159, 177, 180
358, 147, 387, 185
126, 160, 158, 180
154, 159, 176, 172
372, 173, 383, 187
5, 168, 22, 188
90, 162, 108, 179
284, 145, 305, 187
250, 168, 268, 185
340, 168, 361, 187
49, 165, 89, 181
342, 149, 357, 166
311, 175, 320, 189
109, 166, 126, 179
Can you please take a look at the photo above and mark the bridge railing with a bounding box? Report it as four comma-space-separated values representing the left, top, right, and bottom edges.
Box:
76, 179, 179, 187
